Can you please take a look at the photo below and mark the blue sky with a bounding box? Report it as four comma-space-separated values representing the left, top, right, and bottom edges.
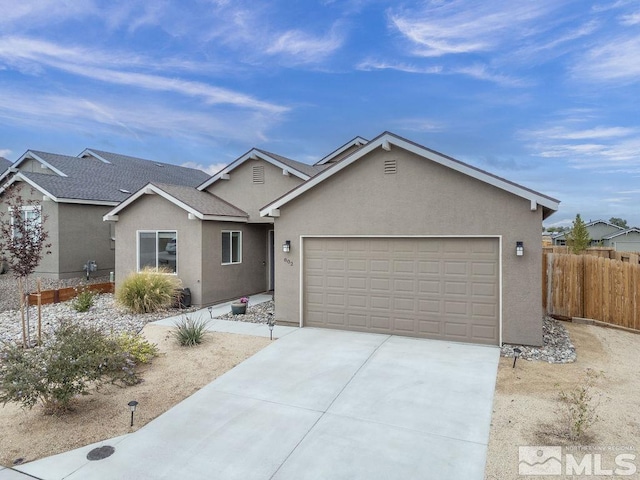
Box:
0, 1, 639, 227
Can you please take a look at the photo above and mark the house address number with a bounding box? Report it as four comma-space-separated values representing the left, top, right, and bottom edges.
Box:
284, 258, 294, 266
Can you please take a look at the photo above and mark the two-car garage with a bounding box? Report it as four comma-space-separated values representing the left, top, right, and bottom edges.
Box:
303, 237, 500, 345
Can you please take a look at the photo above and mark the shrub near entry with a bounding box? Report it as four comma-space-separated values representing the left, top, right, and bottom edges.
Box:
116, 267, 182, 314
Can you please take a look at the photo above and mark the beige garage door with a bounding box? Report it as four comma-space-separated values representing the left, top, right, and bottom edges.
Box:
303, 237, 499, 345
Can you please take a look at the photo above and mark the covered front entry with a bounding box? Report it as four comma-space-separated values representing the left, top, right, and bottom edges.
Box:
303, 237, 500, 345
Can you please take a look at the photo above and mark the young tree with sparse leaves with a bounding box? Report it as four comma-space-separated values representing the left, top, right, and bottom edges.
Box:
0, 184, 51, 347
609, 217, 628, 229
566, 214, 591, 254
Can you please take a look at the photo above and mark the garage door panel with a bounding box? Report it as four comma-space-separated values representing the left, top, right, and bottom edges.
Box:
304, 237, 499, 345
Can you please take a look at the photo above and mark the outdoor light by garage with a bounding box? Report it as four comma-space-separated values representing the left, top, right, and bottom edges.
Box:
516, 241, 524, 257
282, 240, 291, 253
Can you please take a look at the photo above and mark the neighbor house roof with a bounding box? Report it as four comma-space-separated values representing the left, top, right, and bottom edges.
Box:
551, 220, 624, 240
0, 149, 210, 205
103, 183, 248, 222
260, 131, 560, 219
602, 227, 640, 240
0, 157, 11, 173
197, 148, 325, 191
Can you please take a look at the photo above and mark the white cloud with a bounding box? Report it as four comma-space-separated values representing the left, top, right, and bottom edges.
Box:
0, 149, 12, 158
0, 36, 287, 114
0, 87, 277, 144
356, 59, 442, 74
620, 11, 640, 25
572, 34, 640, 83
266, 26, 344, 64
180, 161, 228, 176
388, 1, 559, 57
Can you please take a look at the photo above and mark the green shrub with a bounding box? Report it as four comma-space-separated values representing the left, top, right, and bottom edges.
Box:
173, 316, 209, 347
116, 267, 182, 313
557, 369, 603, 442
71, 287, 97, 312
116, 332, 159, 364
0, 322, 138, 414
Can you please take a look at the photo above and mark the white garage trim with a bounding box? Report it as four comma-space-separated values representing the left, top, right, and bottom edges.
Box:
299, 235, 503, 345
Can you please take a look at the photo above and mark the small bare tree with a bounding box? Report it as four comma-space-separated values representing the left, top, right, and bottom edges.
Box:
0, 183, 51, 347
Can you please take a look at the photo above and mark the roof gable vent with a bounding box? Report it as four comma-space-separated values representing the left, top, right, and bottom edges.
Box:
252, 165, 265, 184
384, 159, 397, 174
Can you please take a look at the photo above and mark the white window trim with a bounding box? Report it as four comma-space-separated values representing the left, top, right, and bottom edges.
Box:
136, 230, 178, 274
9, 205, 41, 240
221, 230, 242, 265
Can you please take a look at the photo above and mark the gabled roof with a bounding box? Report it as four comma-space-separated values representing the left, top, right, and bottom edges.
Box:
261, 131, 560, 219
197, 148, 325, 191
314, 136, 368, 165
0, 149, 210, 205
602, 227, 640, 240
103, 183, 248, 222
552, 220, 625, 239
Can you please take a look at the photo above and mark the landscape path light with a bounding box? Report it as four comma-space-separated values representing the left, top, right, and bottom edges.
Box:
267, 314, 276, 341
512, 348, 522, 368
208, 306, 213, 319
128, 400, 139, 427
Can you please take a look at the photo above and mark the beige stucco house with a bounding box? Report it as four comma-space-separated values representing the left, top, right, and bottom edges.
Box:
106, 132, 559, 346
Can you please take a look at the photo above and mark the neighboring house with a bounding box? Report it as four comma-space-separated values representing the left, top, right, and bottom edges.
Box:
602, 228, 640, 252
0, 149, 209, 279
107, 132, 559, 347
552, 219, 624, 247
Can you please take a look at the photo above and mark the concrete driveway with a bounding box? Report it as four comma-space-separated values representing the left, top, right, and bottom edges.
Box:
14, 327, 499, 480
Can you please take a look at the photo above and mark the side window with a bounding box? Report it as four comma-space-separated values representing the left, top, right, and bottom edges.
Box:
222, 231, 242, 264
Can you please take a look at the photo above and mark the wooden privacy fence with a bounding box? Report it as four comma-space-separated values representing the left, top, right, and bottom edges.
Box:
543, 252, 640, 330
543, 246, 640, 263
27, 282, 114, 306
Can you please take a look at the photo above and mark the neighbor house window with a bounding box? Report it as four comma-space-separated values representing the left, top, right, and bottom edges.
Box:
10, 206, 41, 241
222, 231, 242, 264
138, 231, 177, 273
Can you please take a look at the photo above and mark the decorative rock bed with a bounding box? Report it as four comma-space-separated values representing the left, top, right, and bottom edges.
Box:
215, 301, 274, 324
500, 316, 576, 363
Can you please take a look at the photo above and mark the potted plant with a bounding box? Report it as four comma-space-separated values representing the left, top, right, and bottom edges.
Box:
231, 296, 249, 315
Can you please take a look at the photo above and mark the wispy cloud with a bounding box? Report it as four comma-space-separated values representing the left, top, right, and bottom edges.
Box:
0, 36, 287, 113
0, 86, 277, 144
0, 149, 12, 158
572, 34, 640, 83
356, 59, 442, 74
388, 1, 559, 57
266, 25, 345, 64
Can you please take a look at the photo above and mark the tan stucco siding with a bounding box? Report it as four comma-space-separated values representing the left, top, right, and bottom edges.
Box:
207, 159, 303, 221
57, 204, 114, 278
114, 194, 204, 305
18, 159, 56, 175
273, 146, 544, 346
201, 222, 270, 305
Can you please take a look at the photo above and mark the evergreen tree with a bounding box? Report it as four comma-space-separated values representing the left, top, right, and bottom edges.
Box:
566, 214, 590, 254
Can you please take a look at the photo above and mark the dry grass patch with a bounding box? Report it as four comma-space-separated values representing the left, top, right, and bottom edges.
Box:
0, 324, 270, 467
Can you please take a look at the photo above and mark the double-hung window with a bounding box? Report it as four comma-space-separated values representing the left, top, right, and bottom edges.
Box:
138, 231, 177, 273
222, 231, 242, 264
10, 206, 41, 242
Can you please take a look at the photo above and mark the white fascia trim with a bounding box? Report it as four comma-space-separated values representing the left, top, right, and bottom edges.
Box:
0, 173, 58, 200
298, 234, 503, 345
603, 228, 640, 239
16, 151, 67, 177
315, 136, 369, 165
57, 198, 119, 206
78, 149, 111, 164
261, 133, 560, 216
198, 149, 310, 191
201, 215, 248, 222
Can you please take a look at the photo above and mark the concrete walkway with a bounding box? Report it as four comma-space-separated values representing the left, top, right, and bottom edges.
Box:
8, 315, 499, 479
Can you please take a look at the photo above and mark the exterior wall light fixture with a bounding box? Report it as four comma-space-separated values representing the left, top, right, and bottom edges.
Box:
516, 241, 524, 257
283, 240, 291, 253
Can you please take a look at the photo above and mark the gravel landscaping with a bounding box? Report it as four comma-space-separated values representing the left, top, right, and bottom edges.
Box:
500, 317, 576, 364
216, 301, 274, 323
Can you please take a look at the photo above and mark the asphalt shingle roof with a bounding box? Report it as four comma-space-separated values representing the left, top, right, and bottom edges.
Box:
16, 150, 210, 203
0, 157, 11, 173
150, 183, 248, 217
255, 149, 327, 177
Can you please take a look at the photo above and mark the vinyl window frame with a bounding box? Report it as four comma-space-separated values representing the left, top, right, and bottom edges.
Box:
221, 230, 242, 265
137, 230, 178, 274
